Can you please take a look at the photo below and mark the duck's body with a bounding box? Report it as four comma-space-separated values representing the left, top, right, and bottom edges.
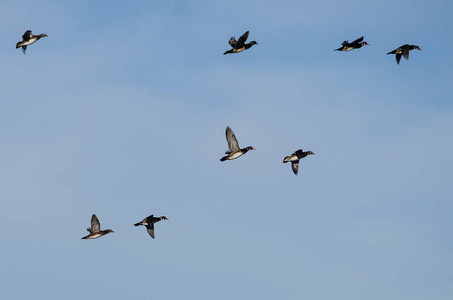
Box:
220, 126, 254, 161
223, 31, 258, 55
335, 36, 368, 51
134, 215, 168, 239
81, 214, 114, 239
283, 149, 315, 175
16, 30, 48, 54
387, 44, 421, 64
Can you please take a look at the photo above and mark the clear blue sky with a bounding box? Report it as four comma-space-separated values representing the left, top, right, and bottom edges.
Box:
1, 1, 452, 299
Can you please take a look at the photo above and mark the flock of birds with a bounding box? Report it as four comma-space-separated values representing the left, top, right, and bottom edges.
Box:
15, 29, 421, 240
81, 214, 168, 240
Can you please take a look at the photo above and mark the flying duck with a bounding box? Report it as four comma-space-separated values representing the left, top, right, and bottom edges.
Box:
220, 126, 254, 161
223, 31, 258, 55
335, 36, 369, 51
283, 149, 315, 175
134, 215, 168, 239
387, 44, 421, 64
81, 214, 114, 239
16, 30, 48, 54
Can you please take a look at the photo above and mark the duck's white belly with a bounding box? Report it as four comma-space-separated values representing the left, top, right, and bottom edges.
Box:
23, 37, 40, 46
88, 232, 103, 239
229, 151, 244, 159
284, 155, 299, 163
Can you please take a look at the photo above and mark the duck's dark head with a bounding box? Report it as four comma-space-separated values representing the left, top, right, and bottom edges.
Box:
362, 41, 369, 46
306, 151, 315, 155
249, 41, 258, 45
106, 229, 114, 233
414, 45, 421, 50
40, 33, 48, 38
162, 216, 169, 220
246, 146, 255, 151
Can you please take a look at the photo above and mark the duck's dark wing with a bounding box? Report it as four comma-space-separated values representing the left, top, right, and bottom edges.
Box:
22, 45, 27, 54
228, 37, 237, 48
350, 36, 364, 46
91, 214, 101, 233
22, 30, 32, 41
395, 53, 402, 64
236, 31, 249, 48
291, 161, 299, 175
341, 40, 349, 46
225, 126, 240, 152
295, 149, 304, 159
402, 46, 410, 60
146, 223, 155, 239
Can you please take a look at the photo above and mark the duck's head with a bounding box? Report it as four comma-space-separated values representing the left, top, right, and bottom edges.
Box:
162, 216, 169, 220
414, 45, 421, 50
106, 229, 114, 234
40, 33, 48, 38
246, 146, 255, 151
362, 41, 369, 46
251, 41, 258, 45
306, 151, 315, 155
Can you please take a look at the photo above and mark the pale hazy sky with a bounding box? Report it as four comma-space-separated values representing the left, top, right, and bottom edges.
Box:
1, 1, 452, 299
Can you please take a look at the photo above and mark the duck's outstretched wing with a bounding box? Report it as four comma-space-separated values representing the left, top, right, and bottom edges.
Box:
22, 30, 32, 41
402, 46, 410, 60
350, 36, 364, 45
295, 149, 304, 159
236, 31, 249, 48
146, 223, 155, 239
228, 37, 237, 48
91, 214, 101, 233
291, 161, 300, 175
387, 47, 402, 64
225, 126, 240, 152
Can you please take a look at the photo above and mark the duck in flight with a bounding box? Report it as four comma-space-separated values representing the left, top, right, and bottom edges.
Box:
81, 214, 114, 239
220, 126, 254, 161
223, 31, 258, 55
16, 30, 48, 54
134, 215, 168, 239
283, 149, 315, 175
335, 36, 369, 51
387, 44, 421, 64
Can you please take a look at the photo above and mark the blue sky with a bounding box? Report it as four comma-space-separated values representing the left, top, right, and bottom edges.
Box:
0, 0, 452, 299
